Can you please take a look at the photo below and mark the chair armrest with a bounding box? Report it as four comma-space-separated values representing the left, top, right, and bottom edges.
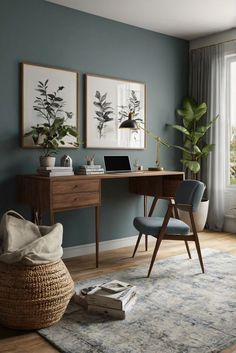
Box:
175, 203, 192, 212
157, 196, 175, 204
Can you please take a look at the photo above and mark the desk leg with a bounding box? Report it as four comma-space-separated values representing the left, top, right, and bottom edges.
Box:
95, 206, 100, 268
144, 196, 148, 251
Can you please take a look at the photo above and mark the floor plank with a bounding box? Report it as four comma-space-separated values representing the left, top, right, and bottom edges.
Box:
0, 230, 235, 353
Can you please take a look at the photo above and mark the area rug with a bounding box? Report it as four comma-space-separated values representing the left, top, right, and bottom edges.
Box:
39, 249, 236, 353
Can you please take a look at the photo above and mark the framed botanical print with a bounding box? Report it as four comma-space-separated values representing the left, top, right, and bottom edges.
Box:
21, 62, 79, 148
85, 74, 146, 149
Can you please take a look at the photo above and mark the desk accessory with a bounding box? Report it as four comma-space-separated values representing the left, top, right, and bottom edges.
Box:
120, 112, 169, 170
61, 155, 73, 168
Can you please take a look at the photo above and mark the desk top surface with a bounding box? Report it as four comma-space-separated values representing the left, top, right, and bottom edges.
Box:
18, 170, 184, 181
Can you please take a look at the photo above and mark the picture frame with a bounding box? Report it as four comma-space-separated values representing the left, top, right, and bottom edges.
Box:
21, 62, 79, 148
85, 74, 146, 149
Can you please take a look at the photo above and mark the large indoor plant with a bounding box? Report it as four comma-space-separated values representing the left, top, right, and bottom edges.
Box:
168, 96, 219, 230
168, 96, 218, 179
25, 80, 80, 167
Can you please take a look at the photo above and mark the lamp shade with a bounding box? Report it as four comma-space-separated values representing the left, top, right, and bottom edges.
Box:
119, 119, 138, 129
119, 112, 138, 129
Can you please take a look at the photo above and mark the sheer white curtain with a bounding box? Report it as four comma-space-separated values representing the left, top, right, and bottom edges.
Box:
189, 41, 236, 231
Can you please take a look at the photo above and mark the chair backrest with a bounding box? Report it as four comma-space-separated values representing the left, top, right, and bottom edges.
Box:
175, 180, 205, 212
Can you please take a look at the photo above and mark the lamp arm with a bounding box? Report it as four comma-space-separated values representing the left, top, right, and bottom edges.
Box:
138, 124, 170, 147
137, 124, 170, 170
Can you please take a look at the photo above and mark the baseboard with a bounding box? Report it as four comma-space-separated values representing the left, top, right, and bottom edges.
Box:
62, 235, 139, 259
223, 214, 236, 234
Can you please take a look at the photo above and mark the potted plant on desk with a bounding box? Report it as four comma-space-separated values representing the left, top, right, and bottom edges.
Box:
167, 96, 219, 231
24, 80, 80, 167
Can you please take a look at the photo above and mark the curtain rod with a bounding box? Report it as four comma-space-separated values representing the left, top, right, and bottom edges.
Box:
190, 37, 236, 51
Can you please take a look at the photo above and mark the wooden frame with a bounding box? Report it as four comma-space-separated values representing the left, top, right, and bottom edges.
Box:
85, 73, 146, 149
21, 62, 79, 148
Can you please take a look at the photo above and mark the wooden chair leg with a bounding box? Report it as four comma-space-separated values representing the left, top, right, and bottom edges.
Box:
144, 196, 148, 251
185, 241, 191, 259
190, 212, 204, 273
145, 235, 148, 251
132, 232, 143, 258
194, 235, 205, 273
147, 236, 163, 277
147, 204, 173, 277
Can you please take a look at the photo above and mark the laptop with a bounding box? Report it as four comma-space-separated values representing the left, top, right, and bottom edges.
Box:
104, 156, 133, 173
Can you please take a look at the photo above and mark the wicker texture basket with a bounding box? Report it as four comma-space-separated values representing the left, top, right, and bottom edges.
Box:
0, 259, 74, 330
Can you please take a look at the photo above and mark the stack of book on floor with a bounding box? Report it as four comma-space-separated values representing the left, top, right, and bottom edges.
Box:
74, 280, 137, 320
37, 166, 74, 177
76, 164, 104, 175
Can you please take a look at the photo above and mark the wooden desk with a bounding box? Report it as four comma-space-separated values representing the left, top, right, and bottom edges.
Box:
17, 171, 184, 267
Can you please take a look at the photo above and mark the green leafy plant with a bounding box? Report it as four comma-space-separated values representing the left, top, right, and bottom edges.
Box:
93, 91, 114, 138
168, 97, 219, 178
24, 80, 80, 156
118, 90, 143, 124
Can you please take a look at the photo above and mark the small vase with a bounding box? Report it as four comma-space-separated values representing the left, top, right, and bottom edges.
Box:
40, 156, 56, 168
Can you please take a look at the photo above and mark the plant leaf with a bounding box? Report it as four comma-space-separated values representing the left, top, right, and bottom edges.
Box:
167, 124, 190, 136
201, 143, 215, 156
181, 159, 200, 174
95, 91, 101, 99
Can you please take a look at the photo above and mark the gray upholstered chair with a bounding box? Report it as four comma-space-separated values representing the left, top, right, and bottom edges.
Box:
132, 180, 206, 277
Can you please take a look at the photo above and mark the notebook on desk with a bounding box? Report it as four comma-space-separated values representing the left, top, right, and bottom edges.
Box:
104, 156, 136, 173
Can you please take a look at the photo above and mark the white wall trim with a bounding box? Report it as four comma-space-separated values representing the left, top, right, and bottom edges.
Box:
190, 28, 236, 50
223, 214, 236, 233
62, 234, 139, 259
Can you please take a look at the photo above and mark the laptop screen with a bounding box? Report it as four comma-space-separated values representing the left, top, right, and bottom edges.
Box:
104, 156, 131, 173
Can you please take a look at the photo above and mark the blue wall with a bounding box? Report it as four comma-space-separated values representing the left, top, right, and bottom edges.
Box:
0, 0, 188, 247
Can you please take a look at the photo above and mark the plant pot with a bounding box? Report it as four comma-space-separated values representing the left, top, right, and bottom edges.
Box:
179, 199, 209, 232
40, 156, 56, 168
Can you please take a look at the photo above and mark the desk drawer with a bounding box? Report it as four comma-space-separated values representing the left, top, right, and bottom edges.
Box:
53, 192, 100, 209
53, 179, 99, 194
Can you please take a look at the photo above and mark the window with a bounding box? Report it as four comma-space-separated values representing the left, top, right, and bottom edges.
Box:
226, 55, 236, 186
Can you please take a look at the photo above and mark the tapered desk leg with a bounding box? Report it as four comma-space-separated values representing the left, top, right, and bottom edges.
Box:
144, 195, 148, 251
95, 206, 100, 268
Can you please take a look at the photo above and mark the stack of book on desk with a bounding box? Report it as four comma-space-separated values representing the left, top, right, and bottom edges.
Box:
76, 164, 104, 175
74, 280, 136, 320
37, 166, 74, 177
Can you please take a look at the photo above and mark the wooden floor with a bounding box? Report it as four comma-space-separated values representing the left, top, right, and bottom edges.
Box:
0, 230, 236, 353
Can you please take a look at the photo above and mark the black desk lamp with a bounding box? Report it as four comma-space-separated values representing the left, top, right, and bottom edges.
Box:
119, 112, 169, 171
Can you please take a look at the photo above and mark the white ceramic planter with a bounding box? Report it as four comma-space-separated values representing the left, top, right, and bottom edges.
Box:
179, 200, 209, 232
39, 156, 56, 168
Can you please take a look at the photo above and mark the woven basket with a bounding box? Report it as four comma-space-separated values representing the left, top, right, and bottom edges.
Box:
0, 259, 74, 330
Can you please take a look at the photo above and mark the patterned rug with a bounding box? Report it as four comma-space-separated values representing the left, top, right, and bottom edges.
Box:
39, 249, 236, 353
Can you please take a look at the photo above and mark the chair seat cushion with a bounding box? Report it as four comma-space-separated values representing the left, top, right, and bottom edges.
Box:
133, 216, 190, 236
